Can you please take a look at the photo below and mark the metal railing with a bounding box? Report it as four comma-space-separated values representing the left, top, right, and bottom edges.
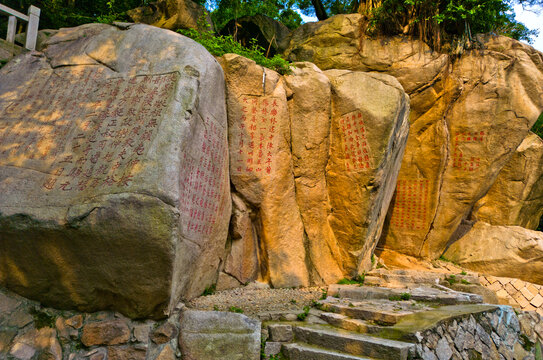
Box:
0, 4, 40, 51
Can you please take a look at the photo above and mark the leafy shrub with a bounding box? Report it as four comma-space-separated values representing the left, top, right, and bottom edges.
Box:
228, 306, 244, 313
297, 305, 311, 321
336, 274, 365, 286
178, 28, 290, 75
202, 284, 216, 296
389, 292, 412, 301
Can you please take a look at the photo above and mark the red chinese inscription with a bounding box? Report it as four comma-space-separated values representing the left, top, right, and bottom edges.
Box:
0, 67, 178, 192
179, 117, 228, 237
452, 131, 486, 172
390, 179, 429, 231
339, 111, 372, 172
232, 96, 279, 175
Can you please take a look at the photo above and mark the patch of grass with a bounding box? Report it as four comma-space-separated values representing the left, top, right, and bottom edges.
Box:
202, 284, 216, 296
297, 305, 311, 321
337, 274, 365, 286
389, 292, 412, 301
178, 27, 291, 75
0, 59, 7, 69
461, 279, 471, 285
371, 254, 375, 264
532, 112, 543, 140
320, 289, 328, 300
520, 334, 535, 351
213, 305, 220, 311
29, 308, 57, 329
460, 271, 467, 275
228, 306, 244, 314
445, 275, 457, 286
290, 299, 297, 304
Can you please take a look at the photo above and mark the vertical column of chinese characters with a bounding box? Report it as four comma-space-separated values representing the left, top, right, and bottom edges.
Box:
247, 98, 258, 173
235, 97, 248, 173
266, 99, 278, 174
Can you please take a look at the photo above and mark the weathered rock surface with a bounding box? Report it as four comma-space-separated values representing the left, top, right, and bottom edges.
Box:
471, 132, 543, 230
178, 310, 261, 360
219, 54, 409, 286
444, 222, 543, 285
287, 14, 543, 259
0, 23, 231, 319
127, 0, 213, 32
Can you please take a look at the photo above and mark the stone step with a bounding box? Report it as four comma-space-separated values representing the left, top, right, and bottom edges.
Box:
367, 269, 480, 287
328, 285, 483, 305
320, 312, 384, 334
282, 343, 373, 360
293, 325, 415, 359
321, 302, 412, 325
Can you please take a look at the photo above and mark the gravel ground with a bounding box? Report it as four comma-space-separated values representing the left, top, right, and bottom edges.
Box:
187, 285, 326, 316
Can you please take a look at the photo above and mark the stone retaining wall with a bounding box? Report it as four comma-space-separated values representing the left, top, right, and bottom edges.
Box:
479, 275, 543, 315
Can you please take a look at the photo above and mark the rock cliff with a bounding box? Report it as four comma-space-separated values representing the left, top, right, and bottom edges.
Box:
286, 14, 543, 259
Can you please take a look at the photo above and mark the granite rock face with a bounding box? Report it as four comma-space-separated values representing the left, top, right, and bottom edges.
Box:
127, 0, 214, 32
471, 132, 543, 230
285, 14, 543, 258
0, 23, 231, 319
444, 222, 543, 285
219, 54, 409, 286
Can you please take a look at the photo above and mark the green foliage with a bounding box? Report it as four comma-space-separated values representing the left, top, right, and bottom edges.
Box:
297, 305, 311, 321
29, 308, 57, 329
210, 0, 302, 32
290, 299, 297, 304
336, 274, 365, 286
389, 292, 412, 301
461, 279, 471, 285
312, 300, 323, 310
0, 0, 146, 30
320, 288, 328, 300
0, 59, 7, 70
461, 270, 467, 275
202, 284, 216, 296
532, 112, 543, 140
520, 333, 535, 351
228, 306, 244, 313
445, 274, 457, 286
178, 27, 290, 74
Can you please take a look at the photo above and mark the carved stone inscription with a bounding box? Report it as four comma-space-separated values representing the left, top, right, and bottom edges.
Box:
390, 179, 429, 231
231, 96, 279, 175
0, 67, 178, 192
338, 111, 372, 172
452, 131, 486, 172
179, 117, 228, 237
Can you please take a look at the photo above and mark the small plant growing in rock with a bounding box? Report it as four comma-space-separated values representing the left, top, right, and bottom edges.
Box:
202, 284, 216, 296
297, 306, 310, 321
461, 279, 471, 285
320, 288, 328, 300
213, 305, 220, 311
389, 292, 411, 301
445, 275, 457, 286
337, 274, 365, 286
290, 299, 297, 304
29, 308, 57, 329
311, 300, 323, 310
228, 306, 244, 313
461, 271, 467, 275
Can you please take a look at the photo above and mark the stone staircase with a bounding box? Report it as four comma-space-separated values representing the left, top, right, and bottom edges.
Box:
264, 283, 515, 359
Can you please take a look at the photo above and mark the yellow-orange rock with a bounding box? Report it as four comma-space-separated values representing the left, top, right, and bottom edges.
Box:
219, 54, 310, 287
471, 132, 543, 230
444, 222, 543, 285
220, 55, 410, 286
286, 15, 543, 259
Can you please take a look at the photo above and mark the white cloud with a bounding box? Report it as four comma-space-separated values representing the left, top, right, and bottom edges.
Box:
514, 4, 543, 52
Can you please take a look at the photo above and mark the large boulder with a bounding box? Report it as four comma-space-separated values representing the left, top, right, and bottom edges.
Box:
286, 14, 543, 258
219, 54, 409, 286
0, 23, 231, 319
470, 132, 543, 230
127, 0, 214, 32
444, 222, 543, 285
179, 310, 261, 360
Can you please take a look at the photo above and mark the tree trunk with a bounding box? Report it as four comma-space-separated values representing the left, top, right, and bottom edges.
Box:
311, 0, 328, 20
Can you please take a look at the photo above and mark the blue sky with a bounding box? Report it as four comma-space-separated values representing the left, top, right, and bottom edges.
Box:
299, 7, 543, 52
